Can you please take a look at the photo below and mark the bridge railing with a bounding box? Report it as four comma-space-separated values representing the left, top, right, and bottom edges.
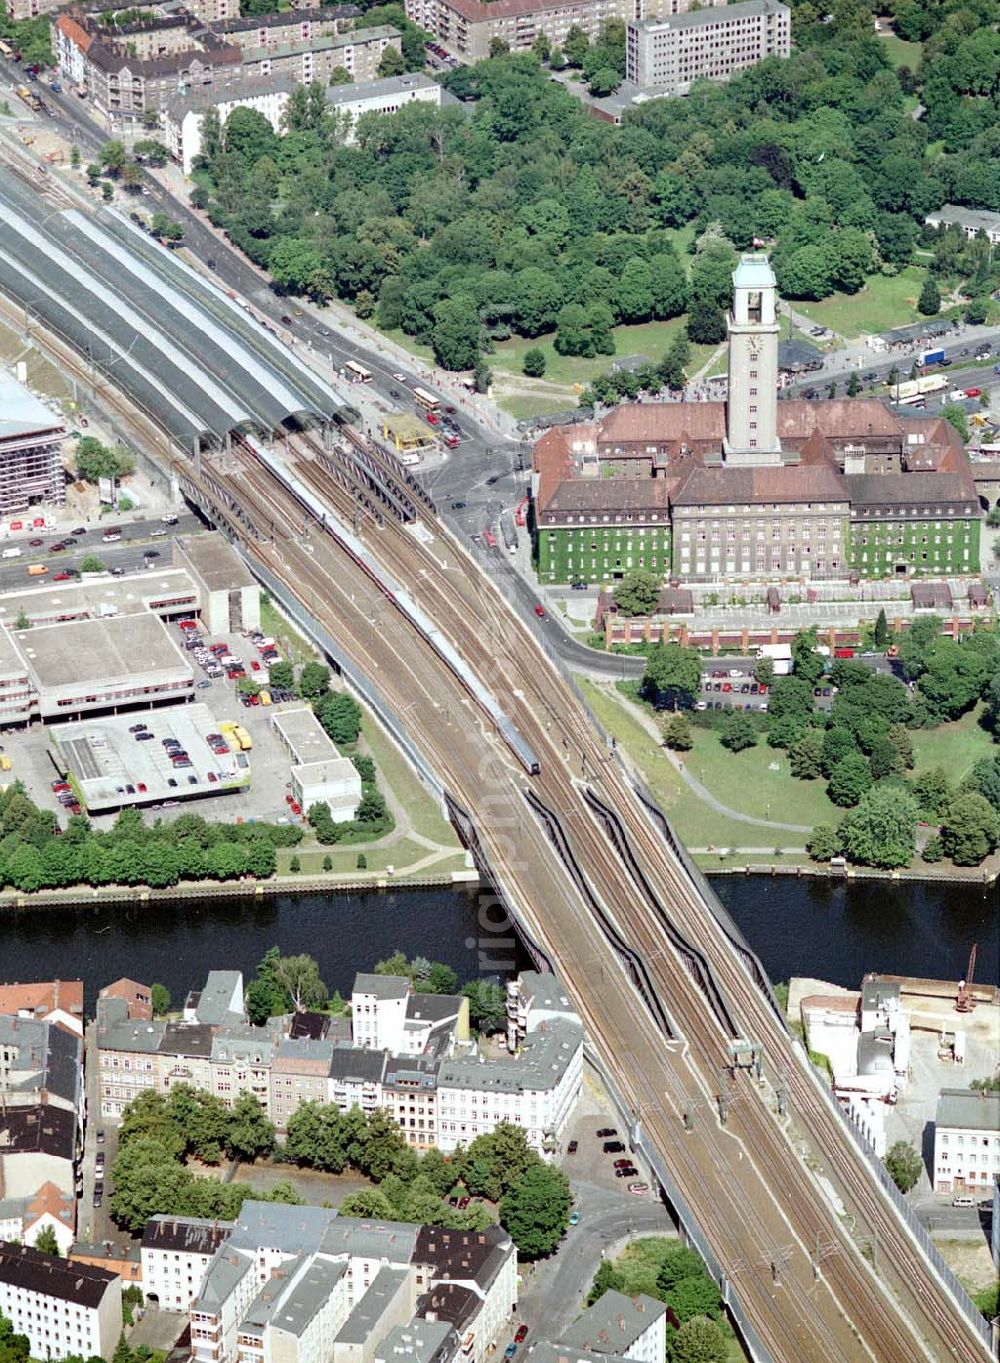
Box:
584, 1042, 779, 1363
245, 552, 445, 807
795, 1038, 993, 1351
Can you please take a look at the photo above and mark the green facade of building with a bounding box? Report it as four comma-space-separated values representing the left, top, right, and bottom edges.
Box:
536, 514, 981, 584
847, 517, 980, 577
536, 524, 671, 585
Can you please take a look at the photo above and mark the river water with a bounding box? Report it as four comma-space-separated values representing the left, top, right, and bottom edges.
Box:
2, 876, 996, 1012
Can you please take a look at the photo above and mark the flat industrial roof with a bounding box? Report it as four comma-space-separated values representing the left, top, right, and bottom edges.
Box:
15, 613, 190, 691
176, 534, 256, 592
0, 567, 199, 627
271, 707, 340, 764
52, 702, 244, 811
0, 372, 64, 443
0, 175, 346, 447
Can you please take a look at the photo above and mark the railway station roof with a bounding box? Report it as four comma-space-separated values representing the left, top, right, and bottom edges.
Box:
0, 175, 347, 448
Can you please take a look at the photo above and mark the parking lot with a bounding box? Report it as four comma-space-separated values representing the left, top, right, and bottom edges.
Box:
2, 622, 324, 830
52, 704, 246, 812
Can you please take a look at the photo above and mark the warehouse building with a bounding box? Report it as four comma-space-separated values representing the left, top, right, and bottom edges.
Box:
16, 613, 193, 721
271, 707, 361, 820
176, 534, 260, 635
0, 374, 66, 517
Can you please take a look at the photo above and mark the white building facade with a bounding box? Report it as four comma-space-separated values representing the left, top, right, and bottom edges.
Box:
0, 1244, 122, 1362
933, 1089, 1000, 1195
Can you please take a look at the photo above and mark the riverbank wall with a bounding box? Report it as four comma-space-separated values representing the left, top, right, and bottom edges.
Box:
0, 867, 481, 911
704, 861, 998, 885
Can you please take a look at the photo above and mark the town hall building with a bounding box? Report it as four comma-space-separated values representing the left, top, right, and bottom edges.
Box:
533, 256, 979, 584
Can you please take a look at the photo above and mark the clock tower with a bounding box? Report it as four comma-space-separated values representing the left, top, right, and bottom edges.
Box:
724, 254, 782, 466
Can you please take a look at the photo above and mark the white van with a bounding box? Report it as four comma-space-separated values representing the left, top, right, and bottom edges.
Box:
2, 547, 21, 559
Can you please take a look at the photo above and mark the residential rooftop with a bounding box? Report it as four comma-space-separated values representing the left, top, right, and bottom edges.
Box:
354, 973, 410, 1001
335, 1266, 409, 1345
438, 1019, 582, 1094
936, 1089, 1000, 1133
560, 1291, 667, 1354
0, 1242, 116, 1307
142, 1215, 234, 1257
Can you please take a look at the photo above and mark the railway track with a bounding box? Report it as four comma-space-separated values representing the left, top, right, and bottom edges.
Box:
211, 440, 985, 1363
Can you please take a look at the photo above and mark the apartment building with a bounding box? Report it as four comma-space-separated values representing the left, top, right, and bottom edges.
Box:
96, 977, 153, 1023
98, 968, 580, 1158
625, 0, 790, 94
54, 8, 398, 124
0, 374, 66, 517
559, 1292, 667, 1363
187, 1201, 513, 1363
933, 1089, 1000, 1195
211, 1022, 279, 1110
327, 1047, 387, 1119
143, 1216, 233, 1311
352, 975, 412, 1052
240, 26, 401, 86
270, 1037, 338, 1133
326, 73, 445, 144
0, 1014, 83, 1118
406, 0, 722, 62
350, 974, 467, 1056
382, 1055, 438, 1149
163, 77, 295, 175
505, 971, 577, 1051
0, 1243, 122, 1363
436, 1018, 583, 1156
0, 1185, 75, 1258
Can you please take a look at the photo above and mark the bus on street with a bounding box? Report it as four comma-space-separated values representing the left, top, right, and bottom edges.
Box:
413, 386, 439, 411
345, 361, 372, 383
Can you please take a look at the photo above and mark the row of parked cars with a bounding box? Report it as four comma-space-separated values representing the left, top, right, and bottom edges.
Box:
51, 778, 81, 816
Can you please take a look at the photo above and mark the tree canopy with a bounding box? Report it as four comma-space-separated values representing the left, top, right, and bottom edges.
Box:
188, 11, 998, 370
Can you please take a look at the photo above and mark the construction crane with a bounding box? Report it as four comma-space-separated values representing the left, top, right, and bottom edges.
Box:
955, 943, 978, 1014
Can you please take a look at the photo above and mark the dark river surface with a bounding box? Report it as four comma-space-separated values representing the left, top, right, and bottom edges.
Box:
0, 877, 995, 1011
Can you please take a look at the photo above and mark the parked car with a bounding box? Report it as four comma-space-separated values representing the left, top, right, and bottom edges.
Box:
567, 1140, 578, 1154
596, 1128, 617, 1138
628, 1183, 650, 1196
614, 1166, 639, 1179
603, 1140, 626, 1154
568, 1210, 580, 1225
514, 1327, 528, 1345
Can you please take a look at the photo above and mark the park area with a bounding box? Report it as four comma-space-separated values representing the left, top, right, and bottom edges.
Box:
792, 267, 934, 340
580, 677, 1000, 864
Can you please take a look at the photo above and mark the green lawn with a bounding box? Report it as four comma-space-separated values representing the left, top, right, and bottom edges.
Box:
358, 711, 459, 846
910, 707, 996, 783
259, 598, 316, 667
792, 267, 930, 339
878, 31, 923, 68
579, 680, 788, 850
277, 838, 441, 875
687, 728, 840, 829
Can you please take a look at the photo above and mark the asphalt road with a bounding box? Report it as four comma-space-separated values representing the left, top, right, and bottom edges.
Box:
0, 511, 202, 589
517, 1180, 673, 1340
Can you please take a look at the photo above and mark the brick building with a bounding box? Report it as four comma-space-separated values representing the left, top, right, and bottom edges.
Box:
534, 255, 980, 585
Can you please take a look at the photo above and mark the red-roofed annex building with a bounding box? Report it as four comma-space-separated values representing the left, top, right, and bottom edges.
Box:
533, 255, 979, 584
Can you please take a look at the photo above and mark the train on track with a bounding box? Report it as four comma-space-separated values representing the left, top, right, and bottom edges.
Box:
241, 433, 541, 777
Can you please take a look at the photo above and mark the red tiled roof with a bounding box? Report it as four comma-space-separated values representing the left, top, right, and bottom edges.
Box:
776, 398, 902, 439
672, 463, 848, 507
598, 402, 726, 446
0, 981, 83, 1030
